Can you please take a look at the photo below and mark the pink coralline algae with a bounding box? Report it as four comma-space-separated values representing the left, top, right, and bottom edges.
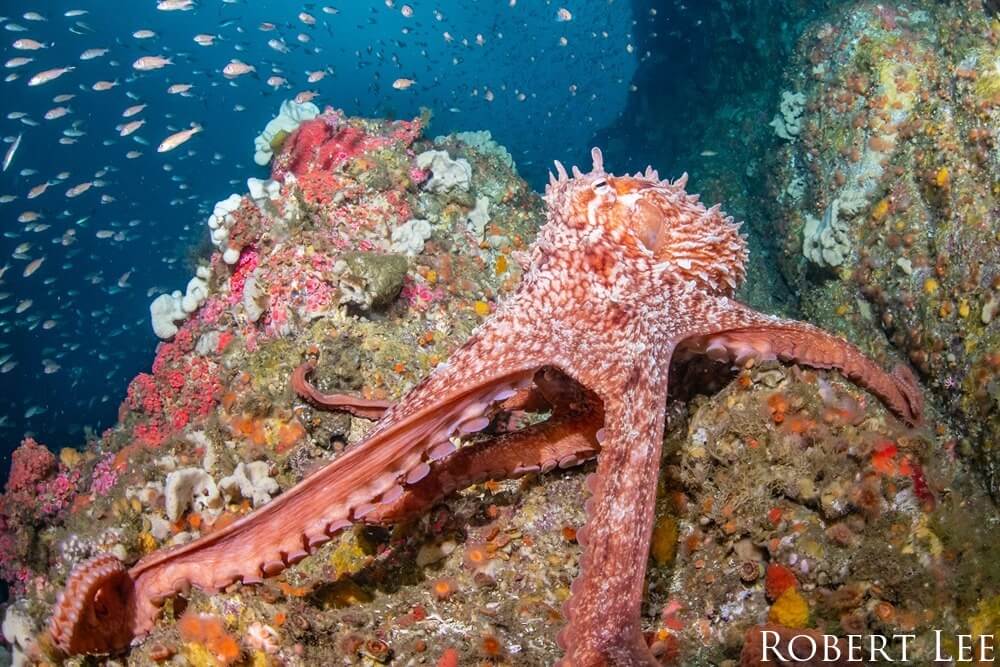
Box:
226, 199, 267, 250
126, 373, 163, 415
297, 170, 339, 204
0, 438, 81, 593
257, 246, 339, 337
270, 117, 349, 179
88, 455, 119, 497
5, 437, 56, 493
389, 118, 422, 145
325, 189, 412, 239
399, 276, 445, 309
4, 438, 79, 517
197, 296, 226, 327
132, 421, 166, 448
228, 247, 260, 303
38, 471, 80, 517
214, 330, 235, 354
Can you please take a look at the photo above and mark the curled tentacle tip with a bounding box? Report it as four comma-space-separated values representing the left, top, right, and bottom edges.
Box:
49, 553, 135, 655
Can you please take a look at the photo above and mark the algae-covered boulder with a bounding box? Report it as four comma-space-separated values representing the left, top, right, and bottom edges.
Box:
0, 109, 548, 664
339, 251, 408, 311
767, 1, 1000, 497
656, 362, 999, 664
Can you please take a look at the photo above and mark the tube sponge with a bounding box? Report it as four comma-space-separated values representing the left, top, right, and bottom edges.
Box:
164, 467, 221, 522
181, 266, 212, 314
219, 461, 279, 508
207, 193, 243, 265
390, 218, 432, 256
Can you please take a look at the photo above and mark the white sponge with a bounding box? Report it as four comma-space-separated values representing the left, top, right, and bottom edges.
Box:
150, 291, 186, 340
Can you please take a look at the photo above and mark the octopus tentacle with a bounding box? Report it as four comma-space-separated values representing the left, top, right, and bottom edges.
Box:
371, 380, 604, 524
557, 363, 670, 667
48, 149, 919, 665
291, 360, 391, 419
681, 302, 923, 426
49, 554, 134, 655
50, 321, 549, 653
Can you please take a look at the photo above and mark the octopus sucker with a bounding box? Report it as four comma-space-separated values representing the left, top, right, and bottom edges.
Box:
261, 560, 283, 577
459, 415, 491, 433
306, 532, 332, 549
405, 462, 431, 484
51, 149, 923, 664
351, 503, 377, 520
49, 554, 133, 656
426, 441, 457, 461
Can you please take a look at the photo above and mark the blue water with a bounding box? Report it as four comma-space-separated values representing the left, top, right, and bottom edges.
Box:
0, 0, 648, 472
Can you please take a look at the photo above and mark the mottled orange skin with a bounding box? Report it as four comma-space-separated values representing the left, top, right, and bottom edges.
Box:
49, 149, 921, 664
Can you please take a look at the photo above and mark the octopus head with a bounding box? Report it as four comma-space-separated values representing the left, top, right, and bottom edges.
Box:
544, 147, 748, 295
49, 553, 135, 655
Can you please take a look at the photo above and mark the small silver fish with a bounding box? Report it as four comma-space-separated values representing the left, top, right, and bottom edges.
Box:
2, 133, 21, 172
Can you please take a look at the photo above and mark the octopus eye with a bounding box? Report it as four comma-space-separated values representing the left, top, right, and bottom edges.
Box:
592, 179, 609, 191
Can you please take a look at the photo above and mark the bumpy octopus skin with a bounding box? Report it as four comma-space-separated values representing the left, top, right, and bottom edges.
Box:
49, 149, 922, 664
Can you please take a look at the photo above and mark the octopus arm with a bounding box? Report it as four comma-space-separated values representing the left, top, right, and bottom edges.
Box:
50, 342, 548, 655
291, 361, 391, 419
371, 382, 603, 524
680, 302, 923, 426
556, 363, 670, 667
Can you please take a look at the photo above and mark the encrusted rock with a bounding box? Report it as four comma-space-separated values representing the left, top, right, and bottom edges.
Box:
340, 252, 407, 311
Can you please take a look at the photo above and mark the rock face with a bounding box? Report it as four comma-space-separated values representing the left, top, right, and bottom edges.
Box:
657, 362, 998, 666
767, 1, 1000, 497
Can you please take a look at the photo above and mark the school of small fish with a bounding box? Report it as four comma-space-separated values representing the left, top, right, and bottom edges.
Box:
0, 0, 636, 450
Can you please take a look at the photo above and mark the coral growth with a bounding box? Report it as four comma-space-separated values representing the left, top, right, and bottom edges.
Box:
0, 102, 546, 662
270, 108, 422, 181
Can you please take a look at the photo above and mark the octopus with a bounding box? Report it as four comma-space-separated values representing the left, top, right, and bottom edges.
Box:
49, 149, 921, 665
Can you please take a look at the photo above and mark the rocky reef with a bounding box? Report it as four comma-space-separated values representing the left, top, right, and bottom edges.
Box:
766, 0, 1000, 498
0, 105, 546, 665
1, 3, 999, 660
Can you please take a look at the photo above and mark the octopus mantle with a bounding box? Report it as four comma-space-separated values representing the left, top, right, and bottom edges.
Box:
49, 149, 921, 666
